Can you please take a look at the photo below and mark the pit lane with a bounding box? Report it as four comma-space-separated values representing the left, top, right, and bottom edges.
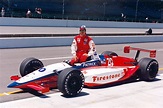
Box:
0, 42, 163, 107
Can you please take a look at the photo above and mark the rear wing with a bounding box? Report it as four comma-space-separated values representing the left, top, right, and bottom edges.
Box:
124, 46, 156, 60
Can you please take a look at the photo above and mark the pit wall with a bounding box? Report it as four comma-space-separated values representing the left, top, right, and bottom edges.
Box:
0, 35, 163, 49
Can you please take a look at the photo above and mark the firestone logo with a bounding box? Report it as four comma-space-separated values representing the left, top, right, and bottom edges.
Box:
92, 72, 125, 82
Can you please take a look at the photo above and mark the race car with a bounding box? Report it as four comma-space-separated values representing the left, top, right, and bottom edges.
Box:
7, 46, 159, 96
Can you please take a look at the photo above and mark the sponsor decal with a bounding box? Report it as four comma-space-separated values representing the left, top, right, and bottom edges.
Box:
147, 61, 158, 71
38, 68, 46, 72
77, 38, 80, 43
92, 72, 125, 82
84, 38, 88, 44
82, 62, 97, 67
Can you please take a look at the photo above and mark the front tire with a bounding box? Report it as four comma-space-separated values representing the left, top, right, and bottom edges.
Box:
137, 58, 158, 81
57, 68, 85, 96
20, 57, 44, 76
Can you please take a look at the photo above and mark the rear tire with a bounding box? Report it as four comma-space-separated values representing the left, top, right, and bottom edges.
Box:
101, 51, 118, 56
20, 57, 44, 76
57, 68, 84, 96
137, 58, 158, 81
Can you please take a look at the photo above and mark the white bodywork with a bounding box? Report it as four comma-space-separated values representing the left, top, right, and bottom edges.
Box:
16, 62, 71, 84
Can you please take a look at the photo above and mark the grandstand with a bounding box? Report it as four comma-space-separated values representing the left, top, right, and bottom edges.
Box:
0, 0, 162, 23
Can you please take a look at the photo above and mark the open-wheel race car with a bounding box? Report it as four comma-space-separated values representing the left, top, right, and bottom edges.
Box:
7, 46, 159, 96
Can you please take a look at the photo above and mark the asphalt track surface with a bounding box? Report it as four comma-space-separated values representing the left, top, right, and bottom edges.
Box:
0, 42, 163, 108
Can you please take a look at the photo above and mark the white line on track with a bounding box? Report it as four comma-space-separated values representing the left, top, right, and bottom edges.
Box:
157, 49, 163, 51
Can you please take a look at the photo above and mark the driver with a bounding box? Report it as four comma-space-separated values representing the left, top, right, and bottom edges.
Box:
70, 25, 96, 65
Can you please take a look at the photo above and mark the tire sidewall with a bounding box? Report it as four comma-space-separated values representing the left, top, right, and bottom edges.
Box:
20, 57, 44, 76
57, 68, 84, 96
138, 58, 158, 81
101, 51, 118, 56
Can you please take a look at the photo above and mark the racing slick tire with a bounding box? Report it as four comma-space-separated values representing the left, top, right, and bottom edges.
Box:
137, 58, 158, 81
101, 51, 118, 57
20, 57, 44, 76
57, 68, 85, 97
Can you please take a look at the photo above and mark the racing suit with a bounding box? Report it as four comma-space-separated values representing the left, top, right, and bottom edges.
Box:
70, 34, 96, 65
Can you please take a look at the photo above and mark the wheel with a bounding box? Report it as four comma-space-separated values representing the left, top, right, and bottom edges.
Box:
101, 51, 118, 56
137, 58, 158, 81
20, 57, 44, 76
57, 68, 85, 96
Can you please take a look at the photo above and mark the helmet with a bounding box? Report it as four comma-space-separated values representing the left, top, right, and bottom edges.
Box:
80, 25, 86, 31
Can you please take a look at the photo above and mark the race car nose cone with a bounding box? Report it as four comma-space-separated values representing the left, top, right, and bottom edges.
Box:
7, 82, 19, 88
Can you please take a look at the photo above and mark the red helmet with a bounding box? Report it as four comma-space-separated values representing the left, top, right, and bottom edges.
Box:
80, 25, 86, 31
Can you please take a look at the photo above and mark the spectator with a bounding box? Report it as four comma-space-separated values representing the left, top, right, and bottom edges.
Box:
26, 9, 31, 18
145, 17, 149, 22
1, 7, 5, 17
121, 13, 126, 21
35, 8, 42, 14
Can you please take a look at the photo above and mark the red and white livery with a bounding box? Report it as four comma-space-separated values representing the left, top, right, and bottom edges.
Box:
8, 46, 159, 96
